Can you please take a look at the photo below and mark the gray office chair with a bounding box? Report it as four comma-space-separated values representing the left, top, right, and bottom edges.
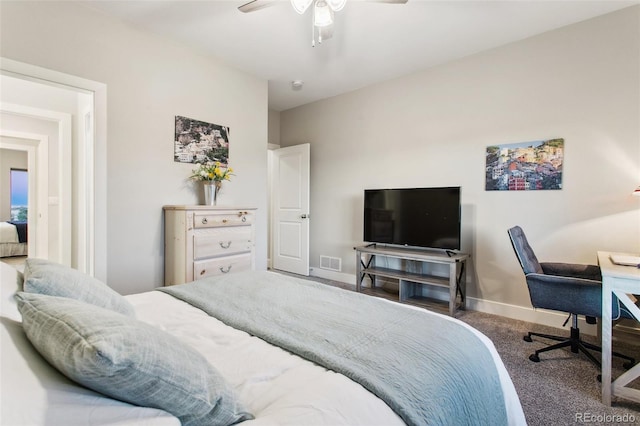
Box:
507, 226, 635, 369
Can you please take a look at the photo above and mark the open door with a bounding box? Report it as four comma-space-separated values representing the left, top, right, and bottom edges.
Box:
271, 143, 310, 276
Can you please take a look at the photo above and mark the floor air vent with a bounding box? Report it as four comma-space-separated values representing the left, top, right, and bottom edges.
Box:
320, 255, 342, 272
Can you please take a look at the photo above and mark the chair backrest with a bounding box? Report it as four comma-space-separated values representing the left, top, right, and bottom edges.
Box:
507, 226, 543, 275
507, 226, 625, 319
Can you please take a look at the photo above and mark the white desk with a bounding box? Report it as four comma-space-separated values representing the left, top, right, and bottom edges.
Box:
598, 251, 640, 406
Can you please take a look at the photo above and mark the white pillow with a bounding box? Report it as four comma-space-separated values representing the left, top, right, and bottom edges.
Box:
16, 292, 254, 426
0, 262, 179, 426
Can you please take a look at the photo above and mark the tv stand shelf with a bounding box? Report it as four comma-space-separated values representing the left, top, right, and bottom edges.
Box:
355, 245, 469, 316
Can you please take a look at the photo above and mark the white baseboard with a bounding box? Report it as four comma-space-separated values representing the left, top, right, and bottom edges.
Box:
310, 270, 601, 336
466, 296, 599, 336
309, 267, 356, 287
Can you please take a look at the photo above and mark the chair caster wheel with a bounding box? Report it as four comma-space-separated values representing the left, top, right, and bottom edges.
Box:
623, 361, 635, 370
529, 354, 540, 362
523, 336, 533, 342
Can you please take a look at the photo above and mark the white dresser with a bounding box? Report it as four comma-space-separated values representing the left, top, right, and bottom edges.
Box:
163, 205, 256, 286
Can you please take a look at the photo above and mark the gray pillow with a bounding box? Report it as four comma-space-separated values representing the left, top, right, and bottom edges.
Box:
16, 292, 253, 426
23, 258, 135, 316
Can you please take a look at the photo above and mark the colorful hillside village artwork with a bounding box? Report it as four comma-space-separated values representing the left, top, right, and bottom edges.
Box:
174, 115, 229, 165
485, 138, 564, 191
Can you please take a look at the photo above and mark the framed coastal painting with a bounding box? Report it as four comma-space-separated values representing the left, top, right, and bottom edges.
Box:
485, 138, 564, 191
174, 115, 230, 165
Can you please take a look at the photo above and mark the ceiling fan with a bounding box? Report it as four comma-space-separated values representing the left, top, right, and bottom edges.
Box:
238, 0, 408, 46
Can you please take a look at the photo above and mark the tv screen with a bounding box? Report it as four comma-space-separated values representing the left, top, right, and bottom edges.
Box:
363, 187, 461, 250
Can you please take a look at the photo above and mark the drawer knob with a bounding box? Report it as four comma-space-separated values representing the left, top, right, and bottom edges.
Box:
222, 219, 228, 223
219, 265, 232, 274
202, 218, 208, 224
200, 269, 206, 275
219, 241, 232, 249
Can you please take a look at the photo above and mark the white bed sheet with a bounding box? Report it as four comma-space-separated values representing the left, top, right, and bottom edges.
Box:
127, 289, 526, 425
128, 290, 406, 425
0, 222, 19, 244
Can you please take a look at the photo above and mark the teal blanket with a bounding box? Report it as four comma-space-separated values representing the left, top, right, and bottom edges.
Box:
158, 271, 509, 426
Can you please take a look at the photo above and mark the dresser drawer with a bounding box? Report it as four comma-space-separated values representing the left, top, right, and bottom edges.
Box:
193, 253, 252, 279
193, 211, 253, 228
193, 227, 252, 259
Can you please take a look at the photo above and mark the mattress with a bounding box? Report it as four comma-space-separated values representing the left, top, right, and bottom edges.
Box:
0, 222, 19, 244
0, 262, 526, 425
0, 222, 27, 258
0, 242, 27, 258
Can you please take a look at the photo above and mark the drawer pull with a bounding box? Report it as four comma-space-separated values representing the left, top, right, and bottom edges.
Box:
219, 265, 232, 274
242, 216, 247, 222
219, 241, 232, 249
222, 219, 228, 224
202, 218, 208, 225
200, 269, 206, 275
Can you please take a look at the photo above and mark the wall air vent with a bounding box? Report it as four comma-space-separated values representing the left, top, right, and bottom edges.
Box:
320, 255, 342, 272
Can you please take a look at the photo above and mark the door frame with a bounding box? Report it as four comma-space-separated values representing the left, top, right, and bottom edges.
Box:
0, 131, 48, 259
1, 103, 72, 265
0, 57, 107, 279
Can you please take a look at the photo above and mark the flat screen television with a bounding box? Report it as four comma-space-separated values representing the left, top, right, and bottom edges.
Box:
363, 186, 461, 250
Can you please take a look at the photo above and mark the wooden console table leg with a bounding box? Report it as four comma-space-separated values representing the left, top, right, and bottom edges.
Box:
449, 262, 457, 316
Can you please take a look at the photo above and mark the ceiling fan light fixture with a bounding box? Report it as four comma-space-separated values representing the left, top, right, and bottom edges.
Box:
291, 0, 313, 14
313, 0, 334, 27
326, 0, 346, 12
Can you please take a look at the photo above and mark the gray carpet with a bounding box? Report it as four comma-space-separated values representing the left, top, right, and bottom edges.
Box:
292, 273, 640, 425
455, 310, 640, 426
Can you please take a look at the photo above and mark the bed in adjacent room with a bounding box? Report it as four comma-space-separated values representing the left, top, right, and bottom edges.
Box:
0, 221, 27, 257
0, 260, 527, 425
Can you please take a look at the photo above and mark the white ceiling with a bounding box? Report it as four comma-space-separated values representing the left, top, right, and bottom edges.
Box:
80, 0, 638, 112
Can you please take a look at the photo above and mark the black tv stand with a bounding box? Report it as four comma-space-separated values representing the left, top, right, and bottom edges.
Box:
354, 245, 469, 316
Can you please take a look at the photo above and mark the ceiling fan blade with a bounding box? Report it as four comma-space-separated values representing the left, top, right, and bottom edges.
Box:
238, 0, 276, 13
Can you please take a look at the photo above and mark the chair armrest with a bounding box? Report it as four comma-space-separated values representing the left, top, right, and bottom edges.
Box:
527, 272, 601, 288
540, 262, 601, 281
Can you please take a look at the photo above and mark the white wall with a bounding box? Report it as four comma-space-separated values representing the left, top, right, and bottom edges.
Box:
268, 110, 281, 145
0, 1, 269, 294
0, 146, 27, 220
280, 6, 640, 313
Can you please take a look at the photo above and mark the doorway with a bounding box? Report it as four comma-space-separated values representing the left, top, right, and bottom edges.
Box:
0, 57, 107, 278
0, 132, 49, 259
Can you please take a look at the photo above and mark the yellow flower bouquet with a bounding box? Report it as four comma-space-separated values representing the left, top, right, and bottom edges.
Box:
189, 161, 234, 182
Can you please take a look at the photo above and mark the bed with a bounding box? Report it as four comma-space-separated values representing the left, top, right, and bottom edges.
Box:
0, 221, 27, 257
0, 260, 527, 425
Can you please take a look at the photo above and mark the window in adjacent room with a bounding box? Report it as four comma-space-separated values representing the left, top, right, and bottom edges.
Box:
10, 168, 28, 221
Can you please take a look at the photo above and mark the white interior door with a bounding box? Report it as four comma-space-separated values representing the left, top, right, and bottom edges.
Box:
271, 143, 310, 276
